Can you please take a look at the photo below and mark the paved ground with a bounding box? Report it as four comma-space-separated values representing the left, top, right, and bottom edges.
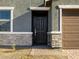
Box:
0, 47, 78, 59
62, 49, 79, 59
30, 48, 62, 55
0, 46, 68, 59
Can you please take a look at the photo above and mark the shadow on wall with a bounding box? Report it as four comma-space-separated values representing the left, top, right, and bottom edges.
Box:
13, 0, 53, 32
13, 11, 31, 32
13, 2, 45, 32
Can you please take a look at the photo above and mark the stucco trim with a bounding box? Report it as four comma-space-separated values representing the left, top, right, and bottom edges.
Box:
30, 7, 50, 11
59, 8, 62, 33
58, 5, 79, 9
59, 8, 63, 48
0, 32, 33, 34
11, 7, 14, 32
0, 7, 14, 10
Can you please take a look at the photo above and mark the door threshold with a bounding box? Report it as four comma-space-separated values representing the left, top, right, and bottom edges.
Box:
32, 45, 51, 49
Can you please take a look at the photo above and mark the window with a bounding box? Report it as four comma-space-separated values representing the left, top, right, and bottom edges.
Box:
0, 10, 10, 31
0, 7, 14, 32
0, 10, 10, 19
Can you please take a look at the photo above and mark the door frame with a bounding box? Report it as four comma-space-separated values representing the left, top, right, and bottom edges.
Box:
30, 7, 50, 46
58, 5, 79, 48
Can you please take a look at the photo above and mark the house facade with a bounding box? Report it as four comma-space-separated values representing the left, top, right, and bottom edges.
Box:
0, 0, 79, 48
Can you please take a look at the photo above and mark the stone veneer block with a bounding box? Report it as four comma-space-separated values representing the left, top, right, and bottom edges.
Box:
0, 34, 32, 46
51, 34, 62, 48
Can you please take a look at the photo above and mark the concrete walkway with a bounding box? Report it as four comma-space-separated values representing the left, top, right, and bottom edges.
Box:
0, 46, 79, 59
30, 48, 62, 55
0, 47, 68, 59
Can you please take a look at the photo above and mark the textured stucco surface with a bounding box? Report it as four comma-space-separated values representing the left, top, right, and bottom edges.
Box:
31, 0, 44, 7
0, 0, 44, 32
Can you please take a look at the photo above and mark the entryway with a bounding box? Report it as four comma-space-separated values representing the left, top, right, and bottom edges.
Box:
32, 11, 48, 45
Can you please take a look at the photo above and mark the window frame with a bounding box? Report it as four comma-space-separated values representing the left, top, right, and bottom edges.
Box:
0, 7, 14, 32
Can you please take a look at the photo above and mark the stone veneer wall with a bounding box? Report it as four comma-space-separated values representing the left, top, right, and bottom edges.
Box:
0, 33, 61, 48
48, 33, 62, 48
0, 34, 32, 46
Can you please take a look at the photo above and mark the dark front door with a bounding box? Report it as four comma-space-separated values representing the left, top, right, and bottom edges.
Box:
32, 11, 48, 45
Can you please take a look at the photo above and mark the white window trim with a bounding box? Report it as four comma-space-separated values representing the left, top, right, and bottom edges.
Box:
59, 8, 62, 33
11, 8, 14, 32
0, 20, 10, 21
0, 7, 14, 32
0, 7, 14, 10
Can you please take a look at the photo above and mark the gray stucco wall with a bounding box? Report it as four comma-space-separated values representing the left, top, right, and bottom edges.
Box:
0, 0, 44, 32
0, 0, 44, 46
